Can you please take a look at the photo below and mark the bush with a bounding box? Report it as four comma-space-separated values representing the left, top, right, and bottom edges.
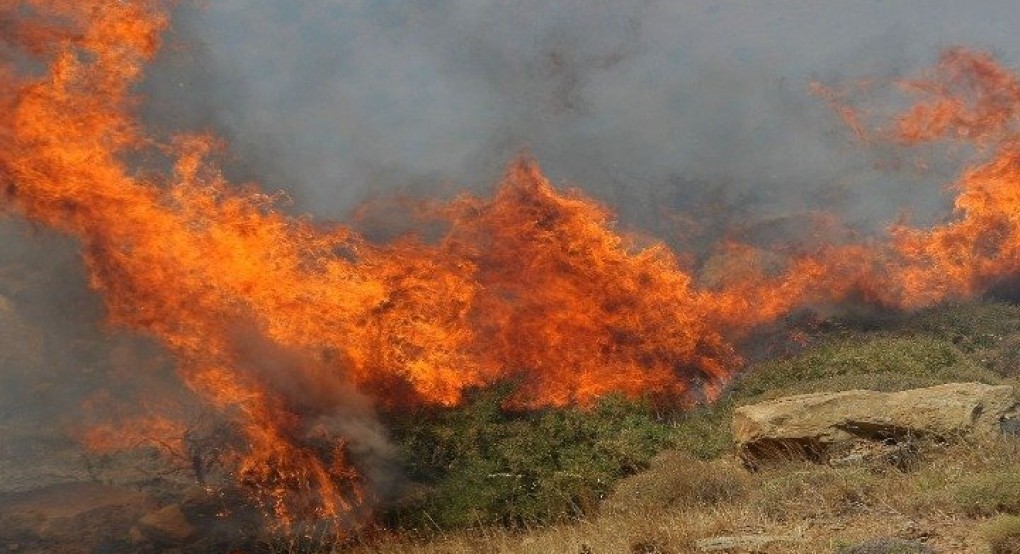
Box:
902, 301, 1020, 377
753, 466, 880, 521
661, 327, 1001, 463
383, 388, 676, 529
374, 301, 1020, 533
952, 467, 1020, 516
668, 400, 734, 460
983, 515, 1020, 554
903, 301, 1020, 352
602, 450, 750, 512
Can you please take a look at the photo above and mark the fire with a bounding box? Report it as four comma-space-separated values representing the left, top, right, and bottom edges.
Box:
886, 49, 1020, 306
4, 0, 1020, 533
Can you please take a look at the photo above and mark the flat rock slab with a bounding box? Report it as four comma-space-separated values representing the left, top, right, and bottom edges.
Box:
733, 382, 1018, 464
695, 533, 801, 552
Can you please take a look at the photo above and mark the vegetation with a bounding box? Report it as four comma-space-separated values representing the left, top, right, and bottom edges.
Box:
384, 388, 676, 529
344, 300, 1020, 552
834, 537, 934, 554
953, 467, 1020, 516
983, 515, 1020, 554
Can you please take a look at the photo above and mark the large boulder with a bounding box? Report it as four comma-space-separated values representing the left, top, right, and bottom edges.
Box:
733, 382, 1018, 465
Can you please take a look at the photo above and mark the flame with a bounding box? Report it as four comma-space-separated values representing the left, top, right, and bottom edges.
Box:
5, 1, 1020, 532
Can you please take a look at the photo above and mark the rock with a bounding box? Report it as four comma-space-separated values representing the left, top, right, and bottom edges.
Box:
834, 537, 935, 553
136, 504, 196, 546
695, 533, 800, 552
733, 383, 1018, 465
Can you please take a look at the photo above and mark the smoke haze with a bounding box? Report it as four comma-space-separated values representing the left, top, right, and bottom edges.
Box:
141, 0, 1020, 237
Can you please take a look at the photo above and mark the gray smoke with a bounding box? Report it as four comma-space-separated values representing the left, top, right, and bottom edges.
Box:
141, 0, 1020, 246
228, 323, 397, 500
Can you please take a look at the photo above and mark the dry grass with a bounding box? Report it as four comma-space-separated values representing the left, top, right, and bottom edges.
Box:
983, 515, 1020, 554
346, 436, 1020, 554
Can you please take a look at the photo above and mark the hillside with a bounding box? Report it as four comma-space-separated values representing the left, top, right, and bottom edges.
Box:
338, 300, 1020, 554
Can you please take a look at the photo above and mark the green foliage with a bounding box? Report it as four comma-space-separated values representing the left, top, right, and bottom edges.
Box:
678, 329, 1006, 465
952, 467, 1020, 516
731, 335, 998, 403
903, 301, 1020, 350
902, 301, 1020, 377
667, 400, 733, 460
385, 388, 675, 530
983, 515, 1020, 554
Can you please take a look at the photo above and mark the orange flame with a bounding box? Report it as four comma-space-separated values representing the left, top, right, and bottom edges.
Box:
5, 1, 1020, 531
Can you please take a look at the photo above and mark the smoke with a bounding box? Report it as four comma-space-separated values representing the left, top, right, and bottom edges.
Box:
228, 324, 398, 500
140, 0, 1020, 245
0, 217, 193, 492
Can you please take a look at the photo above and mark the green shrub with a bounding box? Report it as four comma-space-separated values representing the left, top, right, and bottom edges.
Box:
384, 388, 675, 529
902, 301, 1020, 378
374, 301, 1020, 533
952, 467, 1020, 516
984, 515, 1020, 554
902, 301, 1020, 352
730, 335, 998, 404
668, 400, 733, 460
634, 319, 1007, 464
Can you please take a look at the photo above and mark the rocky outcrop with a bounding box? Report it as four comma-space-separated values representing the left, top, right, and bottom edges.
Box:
733, 382, 1018, 465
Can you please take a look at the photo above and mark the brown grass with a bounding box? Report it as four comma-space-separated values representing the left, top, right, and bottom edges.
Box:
346, 436, 1020, 553
983, 515, 1020, 554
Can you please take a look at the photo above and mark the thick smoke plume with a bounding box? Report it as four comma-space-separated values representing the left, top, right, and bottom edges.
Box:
143, 1, 1020, 237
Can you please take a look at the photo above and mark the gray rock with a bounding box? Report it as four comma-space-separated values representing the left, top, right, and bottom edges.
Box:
835, 537, 935, 554
695, 533, 801, 551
